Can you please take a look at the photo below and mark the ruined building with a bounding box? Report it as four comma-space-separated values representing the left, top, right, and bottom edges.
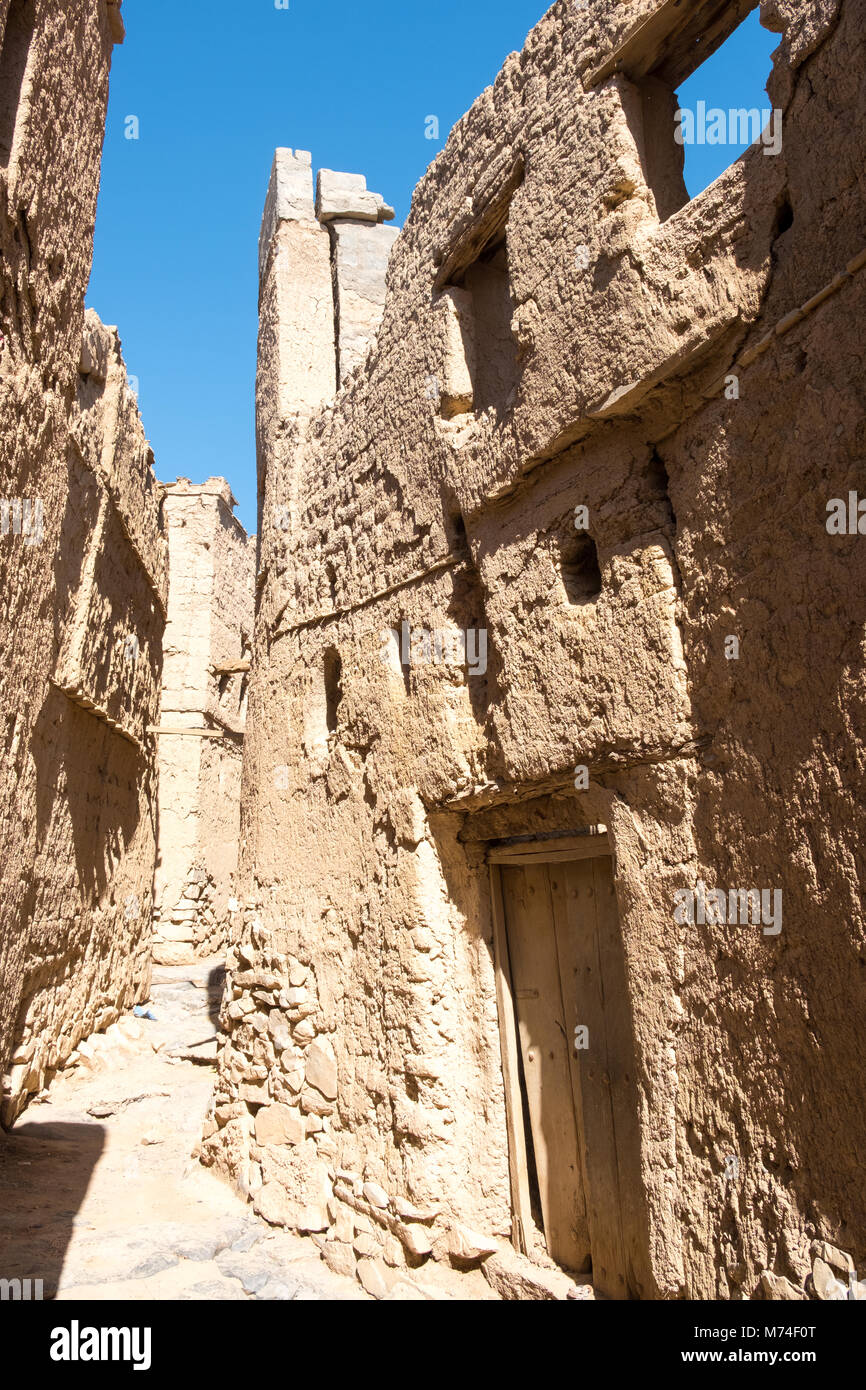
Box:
0, 0, 169, 1126
0, 0, 256, 1126
152, 479, 255, 966
1, 0, 864, 1306
0, 0, 260, 1125
206, 0, 866, 1301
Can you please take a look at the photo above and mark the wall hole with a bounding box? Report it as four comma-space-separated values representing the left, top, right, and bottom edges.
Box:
626, 5, 779, 222
323, 646, 342, 734
458, 235, 521, 414
325, 560, 337, 607
648, 447, 677, 532
560, 532, 602, 606
674, 6, 779, 205
773, 197, 794, 239
448, 509, 468, 554
442, 182, 524, 421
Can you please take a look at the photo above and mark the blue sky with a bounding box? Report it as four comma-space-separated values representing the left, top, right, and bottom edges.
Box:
88, 2, 778, 536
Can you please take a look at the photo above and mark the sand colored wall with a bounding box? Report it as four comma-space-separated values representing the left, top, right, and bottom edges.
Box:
207, 0, 866, 1299
0, 301, 166, 1127
0, 1, 170, 1127
152, 480, 255, 965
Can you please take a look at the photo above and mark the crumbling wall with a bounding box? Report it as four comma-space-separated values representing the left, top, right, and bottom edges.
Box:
316, 168, 399, 384
0, 0, 164, 1127
208, 0, 865, 1300
0, 304, 166, 1127
152, 479, 255, 965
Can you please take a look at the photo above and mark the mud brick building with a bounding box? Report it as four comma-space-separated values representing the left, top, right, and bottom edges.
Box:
1, 0, 864, 1306
152, 478, 255, 966
207, 0, 866, 1300
0, 0, 171, 1125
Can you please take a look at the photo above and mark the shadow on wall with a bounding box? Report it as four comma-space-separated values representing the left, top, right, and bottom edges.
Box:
0, 1121, 106, 1299
422, 814, 512, 1229
207, 964, 225, 1032
444, 527, 495, 731
0, 690, 152, 1124
32, 688, 145, 904
682, 352, 866, 1282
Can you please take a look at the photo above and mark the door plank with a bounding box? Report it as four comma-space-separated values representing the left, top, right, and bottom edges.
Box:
592, 854, 646, 1296
501, 863, 591, 1272
553, 856, 630, 1298
489, 864, 533, 1253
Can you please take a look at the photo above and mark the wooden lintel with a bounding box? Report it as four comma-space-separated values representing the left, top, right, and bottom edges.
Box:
586, 0, 757, 91
488, 834, 611, 865
147, 726, 240, 739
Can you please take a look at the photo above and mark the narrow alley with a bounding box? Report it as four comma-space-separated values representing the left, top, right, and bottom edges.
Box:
0, 962, 370, 1301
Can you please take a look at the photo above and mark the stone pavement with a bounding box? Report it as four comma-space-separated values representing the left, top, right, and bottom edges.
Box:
0, 960, 368, 1301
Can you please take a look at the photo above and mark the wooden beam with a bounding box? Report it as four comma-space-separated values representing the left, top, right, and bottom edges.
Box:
586, 0, 758, 90
489, 864, 533, 1254
489, 834, 610, 865
147, 726, 239, 739
211, 661, 251, 674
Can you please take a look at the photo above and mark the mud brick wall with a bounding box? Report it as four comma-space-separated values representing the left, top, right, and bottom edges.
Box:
206, 0, 861, 1297
0, 302, 166, 1126
0, 1, 172, 1128
152, 480, 255, 966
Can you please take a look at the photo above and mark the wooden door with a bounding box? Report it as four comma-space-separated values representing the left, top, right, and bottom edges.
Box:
495, 844, 640, 1298
499, 859, 592, 1273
